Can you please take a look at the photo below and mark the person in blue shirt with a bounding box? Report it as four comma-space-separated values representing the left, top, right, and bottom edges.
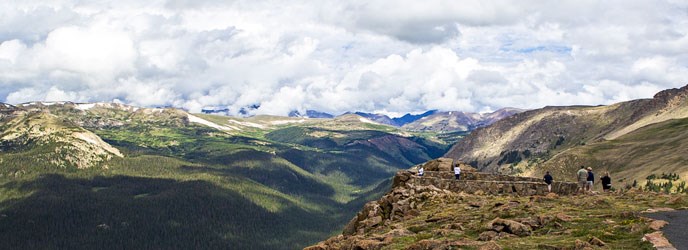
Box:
586, 167, 595, 192
543, 171, 553, 193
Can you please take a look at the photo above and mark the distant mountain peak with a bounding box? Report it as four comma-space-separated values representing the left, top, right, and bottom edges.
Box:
288, 110, 334, 118
402, 109, 524, 132
653, 83, 688, 100
392, 110, 438, 126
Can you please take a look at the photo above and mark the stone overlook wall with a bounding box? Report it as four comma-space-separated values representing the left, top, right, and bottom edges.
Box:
407, 158, 579, 196
399, 171, 578, 197
341, 158, 579, 236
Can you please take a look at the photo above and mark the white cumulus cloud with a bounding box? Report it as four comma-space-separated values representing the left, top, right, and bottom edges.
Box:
0, 0, 687, 116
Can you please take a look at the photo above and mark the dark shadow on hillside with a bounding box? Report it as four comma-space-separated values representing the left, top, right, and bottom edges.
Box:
0, 174, 337, 250
276, 147, 404, 187
180, 165, 337, 198
345, 178, 393, 211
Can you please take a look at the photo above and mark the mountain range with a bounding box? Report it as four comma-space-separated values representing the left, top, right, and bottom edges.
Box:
347, 108, 523, 132
152, 106, 523, 133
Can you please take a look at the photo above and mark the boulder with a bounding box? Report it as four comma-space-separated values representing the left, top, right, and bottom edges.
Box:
478, 231, 499, 241
649, 219, 669, 231
351, 239, 385, 250
588, 236, 606, 247
484, 218, 532, 237
642, 207, 675, 213
362, 216, 383, 228
422, 158, 454, 171
343, 216, 359, 236
516, 217, 542, 230
405, 239, 447, 250
555, 213, 573, 222
545, 192, 559, 199
392, 171, 413, 188
665, 196, 683, 205
343, 201, 388, 236
642, 231, 676, 250
573, 239, 594, 250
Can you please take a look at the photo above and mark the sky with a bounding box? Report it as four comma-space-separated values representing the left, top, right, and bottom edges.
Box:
1, 0, 687, 117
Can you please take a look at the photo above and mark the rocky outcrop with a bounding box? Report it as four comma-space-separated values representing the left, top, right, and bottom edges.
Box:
351, 167, 577, 236
311, 158, 579, 249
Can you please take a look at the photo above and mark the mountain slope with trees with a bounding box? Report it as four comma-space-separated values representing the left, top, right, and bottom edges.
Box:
0, 102, 461, 249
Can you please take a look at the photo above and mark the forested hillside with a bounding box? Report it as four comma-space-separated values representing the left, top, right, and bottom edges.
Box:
0, 102, 459, 249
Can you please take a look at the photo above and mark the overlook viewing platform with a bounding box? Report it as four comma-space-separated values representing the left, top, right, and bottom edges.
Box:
339, 158, 581, 237
402, 158, 579, 196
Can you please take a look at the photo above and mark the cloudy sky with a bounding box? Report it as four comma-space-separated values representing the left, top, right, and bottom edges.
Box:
1, 0, 687, 116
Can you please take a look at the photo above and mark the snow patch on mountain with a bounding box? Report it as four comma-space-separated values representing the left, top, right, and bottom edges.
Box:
270, 119, 307, 125
187, 114, 238, 131
76, 103, 96, 110
359, 117, 378, 124
228, 119, 266, 129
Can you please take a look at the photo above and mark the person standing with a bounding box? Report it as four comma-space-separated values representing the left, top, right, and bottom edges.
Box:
586, 167, 595, 192
454, 164, 461, 180
544, 171, 553, 193
418, 166, 424, 176
601, 172, 611, 192
577, 166, 588, 193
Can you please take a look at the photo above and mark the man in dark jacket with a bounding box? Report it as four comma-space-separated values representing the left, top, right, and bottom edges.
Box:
600, 172, 611, 192
543, 171, 553, 193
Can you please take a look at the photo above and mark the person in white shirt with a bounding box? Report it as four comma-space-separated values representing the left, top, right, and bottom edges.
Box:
454, 165, 461, 180
418, 166, 424, 176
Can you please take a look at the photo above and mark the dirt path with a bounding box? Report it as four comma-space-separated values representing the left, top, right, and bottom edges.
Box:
644, 210, 688, 250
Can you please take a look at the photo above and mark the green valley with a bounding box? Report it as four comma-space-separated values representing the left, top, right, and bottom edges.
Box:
0, 102, 460, 249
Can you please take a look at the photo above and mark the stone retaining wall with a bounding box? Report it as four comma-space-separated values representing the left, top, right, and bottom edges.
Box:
401, 171, 579, 196
423, 171, 544, 182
